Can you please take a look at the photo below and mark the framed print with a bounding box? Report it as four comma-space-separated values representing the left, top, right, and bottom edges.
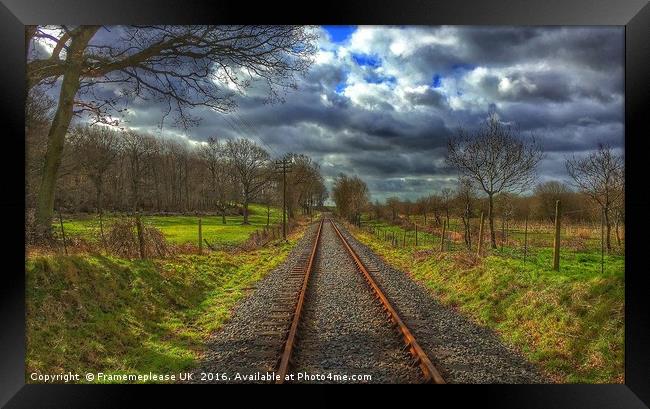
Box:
1, 0, 649, 407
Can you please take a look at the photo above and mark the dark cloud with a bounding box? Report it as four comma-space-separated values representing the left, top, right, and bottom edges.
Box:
71, 26, 623, 202
405, 88, 447, 107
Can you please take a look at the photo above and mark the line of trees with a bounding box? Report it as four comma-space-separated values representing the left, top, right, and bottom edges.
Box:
26, 111, 328, 228
366, 115, 624, 253
26, 25, 318, 237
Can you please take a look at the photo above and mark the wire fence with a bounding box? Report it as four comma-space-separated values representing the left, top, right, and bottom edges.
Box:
45, 210, 300, 258
360, 201, 624, 274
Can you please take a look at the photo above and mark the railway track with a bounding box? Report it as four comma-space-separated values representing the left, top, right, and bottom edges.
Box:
271, 217, 445, 384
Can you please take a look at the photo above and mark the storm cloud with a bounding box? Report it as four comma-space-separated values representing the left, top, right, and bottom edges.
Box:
83, 26, 625, 202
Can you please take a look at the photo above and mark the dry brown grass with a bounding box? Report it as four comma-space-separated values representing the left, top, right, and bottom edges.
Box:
105, 219, 173, 259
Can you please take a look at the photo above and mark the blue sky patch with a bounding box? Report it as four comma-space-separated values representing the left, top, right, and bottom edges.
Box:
431, 74, 442, 88
324, 26, 356, 43
352, 53, 382, 68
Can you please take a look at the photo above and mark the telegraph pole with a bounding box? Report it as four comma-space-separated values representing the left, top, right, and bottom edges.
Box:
275, 158, 292, 241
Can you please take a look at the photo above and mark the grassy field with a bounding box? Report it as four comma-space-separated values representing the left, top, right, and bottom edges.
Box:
56, 204, 283, 246
26, 218, 311, 383
362, 213, 623, 256
349, 220, 624, 383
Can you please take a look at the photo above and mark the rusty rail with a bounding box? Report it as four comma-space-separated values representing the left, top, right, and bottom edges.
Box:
275, 218, 324, 383
329, 219, 446, 384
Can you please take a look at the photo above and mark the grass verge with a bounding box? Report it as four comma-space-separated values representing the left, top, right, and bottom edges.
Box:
350, 225, 624, 384
56, 203, 283, 245
26, 222, 307, 383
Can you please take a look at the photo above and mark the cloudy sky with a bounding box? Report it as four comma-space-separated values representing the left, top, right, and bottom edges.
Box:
39, 26, 625, 203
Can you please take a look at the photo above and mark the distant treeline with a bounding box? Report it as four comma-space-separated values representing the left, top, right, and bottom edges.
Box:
372, 181, 618, 225
333, 114, 624, 253
27, 93, 327, 225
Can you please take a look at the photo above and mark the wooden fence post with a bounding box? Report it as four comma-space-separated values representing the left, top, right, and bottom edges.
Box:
403, 230, 406, 246
440, 219, 447, 252
99, 211, 106, 248
198, 218, 203, 255
501, 216, 505, 251
523, 215, 528, 264
477, 212, 485, 257
135, 214, 146, 260
58, 210, 68, 256
552, 200, 561, 271
601, 208, 605, 275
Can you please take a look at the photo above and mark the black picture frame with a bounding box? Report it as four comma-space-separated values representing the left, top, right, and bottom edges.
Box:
1, 0, 648, 407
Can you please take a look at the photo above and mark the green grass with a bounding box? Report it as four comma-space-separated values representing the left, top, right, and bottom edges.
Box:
349, 223, 624, 384
26, 229, 303, 383
368, 214, 623, 254
56, 204, 283, 245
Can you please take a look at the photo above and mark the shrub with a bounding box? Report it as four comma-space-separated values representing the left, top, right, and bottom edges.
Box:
106, 218, 172, 259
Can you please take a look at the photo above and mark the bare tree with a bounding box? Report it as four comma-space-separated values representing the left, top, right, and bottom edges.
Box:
416, 196, 430, 224
224, 138, 271, 224
332, 174, 370, 224
26, 87, 55, 210
27, 25, 318, 236
200, 137, 234, 224
455, 178, 476, 250
69, 125, 120, 217
533, 181, 572, 222
280, 153, 325, 218
613, 188, 624, 247
566, 144, 624, 252
386, 196, 400, 221
120, 131, 156, 211
447, 113, 543, 249
440, 187, 453, 227
259, 181, 278, 227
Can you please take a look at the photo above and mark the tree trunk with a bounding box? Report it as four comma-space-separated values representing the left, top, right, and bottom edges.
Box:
95, 181, 103, 216
615, 218, 621, 247
33, 27, 98, 237
604, 207, 612, 252
242, 198, 249, 224
488, 193, 497, 249
445, 208, 450, 228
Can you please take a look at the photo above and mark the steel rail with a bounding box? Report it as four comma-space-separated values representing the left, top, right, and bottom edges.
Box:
275, 218, 324, 384
329, 219, 446, 384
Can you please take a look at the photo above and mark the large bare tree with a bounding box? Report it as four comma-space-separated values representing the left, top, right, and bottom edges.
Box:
566, 144, 624, 252
447, 114, 543, 249
27, 25, 317, 236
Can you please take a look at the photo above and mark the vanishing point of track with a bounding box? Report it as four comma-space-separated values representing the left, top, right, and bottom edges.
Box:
274, 217, 445, 384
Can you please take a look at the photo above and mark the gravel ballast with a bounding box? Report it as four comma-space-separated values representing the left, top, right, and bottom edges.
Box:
193, 222, 321, 383
194, 218, 545, 384
334, 220, 545, 383
291, 220, 423, 383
